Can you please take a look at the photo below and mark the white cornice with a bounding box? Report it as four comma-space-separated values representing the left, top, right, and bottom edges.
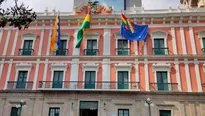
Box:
152, 63, 171, 72
114, 63, 132, 72
21, 32, 38, 40
82, 63, 99, 72
51, 63, 68, 71
16, 63, 32, 71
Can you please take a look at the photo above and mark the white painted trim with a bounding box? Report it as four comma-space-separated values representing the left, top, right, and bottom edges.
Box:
21, 32, 38, 39
70, 59, 79, 89
0, 59, 5, 80
82, 63, 99, 89
115, 33, 130, 55
11, 30, 19, 55
50, 63, 67, 88
20, 36, 36, 51
103, 29, 111, 55
174, 61, 182, 91
46, 28, 52, 55
0, 30, 3, 42
171, 27, 177, 54
150, 31, 168, 48
2, 30, 11, 56
53, 34, 70, 55
72, 29, 80, 56
32, 59, 40, 90
144, 61, 149, 91
102, 59, 110, 89
194, 60, 202, 92
4, 59, 13, 89
152, 63, 171, 72
37, 29, 45, 55
134, 41, 138, 55
144, 41, 147, 55
42, 59, 49, 87
154, 70, 171, 91
184, 61, 192, 92
180, 27, 187, 54
84, 35, 99, 49
189, 27, 197, 54
197, 30, 205, 53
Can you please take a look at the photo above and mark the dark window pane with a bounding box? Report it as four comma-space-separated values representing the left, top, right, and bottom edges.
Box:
49, 107, 60, 116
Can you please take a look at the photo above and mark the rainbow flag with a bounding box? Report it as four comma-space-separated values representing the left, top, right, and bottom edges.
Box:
121, 13, 135, 33
75, 10, 91, 48
50, 15, 61, 51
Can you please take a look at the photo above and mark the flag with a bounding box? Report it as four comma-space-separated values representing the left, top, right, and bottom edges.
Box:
50, 15, 61, 51
75, 10, 91, 48
120, 23, 148, 41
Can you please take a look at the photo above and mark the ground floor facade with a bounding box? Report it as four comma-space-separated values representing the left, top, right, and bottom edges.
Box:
0, 91, 205, 116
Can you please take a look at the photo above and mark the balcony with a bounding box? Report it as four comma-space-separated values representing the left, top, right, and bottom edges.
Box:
19, 49, 34, 56
115, 48, 130, 55
150, 83, 178, 92
38, 81, 140, 91
53, 49, 68, 56
7, 81, 33, 90
84, 49, 98, 56
152, 48, 169, 55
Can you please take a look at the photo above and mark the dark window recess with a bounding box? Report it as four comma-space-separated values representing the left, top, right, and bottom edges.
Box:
49, 107, 60, 116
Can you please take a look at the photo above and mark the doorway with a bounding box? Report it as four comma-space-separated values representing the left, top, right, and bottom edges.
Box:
79, 101, 98, 116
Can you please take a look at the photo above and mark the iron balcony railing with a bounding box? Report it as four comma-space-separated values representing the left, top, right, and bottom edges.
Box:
39, 81, 140, 90
84, 49, 99, 56
149, 83, 178, 92
19, 49, 34, 56
201, 48, 205, 55
115, 48, 130, 55
152, 48, 169, 55
7, 81, 33, 90
53, 49, 68, 56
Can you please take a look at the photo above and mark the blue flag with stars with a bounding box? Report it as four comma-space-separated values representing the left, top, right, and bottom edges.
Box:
120, 23, 148, 41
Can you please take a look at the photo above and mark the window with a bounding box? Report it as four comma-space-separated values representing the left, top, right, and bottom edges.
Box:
202, 38, 205, 54
156, 71, 168, 91
10, 107, 19, 116
117, 39, 129, 55
52, 71, 64, 88
16, 71, 28, 89
84, 71, 96, 89
118, 109, 129, 116
117, 71, 129, 89
85, 39, 98, 56
153, 39, 167, 55
20, 40, 33, 55
49, 107, 60, 116
159, 110, 171, 116
55, 40, 67, 56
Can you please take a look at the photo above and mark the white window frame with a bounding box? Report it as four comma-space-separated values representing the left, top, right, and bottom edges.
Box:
15, 63, 32, 88
53, 33, 70, 55
150, 31, 168, 48
21, 32, 37, 50
115, 33, 130, 55
152, 63, 171, 91
84, 32, 100, 49
82, 63, 99, 89
115, 63, 132, 89
50, 63, 68, 89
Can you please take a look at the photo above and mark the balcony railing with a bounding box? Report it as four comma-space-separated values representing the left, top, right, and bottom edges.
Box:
19, 49, 34, 56
152, 48, 169, 55
53, 49, 68, 56
201, 48, 205, 55
39, 81, 140, 91
150, 83, 178, 92
115, 48, 130, 55
84, 49, 99, 56
7, 81, 33, 90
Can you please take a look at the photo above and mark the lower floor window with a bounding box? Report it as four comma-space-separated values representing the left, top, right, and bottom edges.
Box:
49, 107, 60, 116
159, 110, 171, 116
10, 107, 19, 116
118, 109, 129, 116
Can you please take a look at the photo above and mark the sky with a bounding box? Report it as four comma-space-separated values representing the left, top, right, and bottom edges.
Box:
2, 0, 181, 12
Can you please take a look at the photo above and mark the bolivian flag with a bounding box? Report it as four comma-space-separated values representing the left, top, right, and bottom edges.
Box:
75, 10, 91, 48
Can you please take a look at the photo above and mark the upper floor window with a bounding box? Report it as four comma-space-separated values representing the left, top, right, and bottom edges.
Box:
54, 40, 68, 56
20, 40, 34, 56
153, 39, 168, 55
116, 39, 130, 55
84, 39, 98, 56
159, 110, 171, 116
49, 107, 60, 116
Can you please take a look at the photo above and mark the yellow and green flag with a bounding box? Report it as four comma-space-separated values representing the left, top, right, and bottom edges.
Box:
75, 10, 91, 48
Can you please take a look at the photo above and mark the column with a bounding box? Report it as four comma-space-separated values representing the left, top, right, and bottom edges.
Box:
144, 60, 149, 91
102, 59, 110, 89
4, 59, 13, 89
189, 26, 197, 54
194, 59, 202, 92
135, 60, 139, 90
32, 59, 40, 90
185, 60, 192, 92
3, 29, 11, 55
180, 27, 187, 54
11, 30, 19, 55
42, 59, 48, 88
70, 59, 79, 89
46, 28, 52, 56
38, 27, 45, 55
171, 27, 177, 54
103, 29, 110, 55
72, 29, 80, 56
0, 59, 5, 80
174, 61, 182, 91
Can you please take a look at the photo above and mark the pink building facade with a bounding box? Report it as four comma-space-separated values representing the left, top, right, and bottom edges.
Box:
1, 3, 205, 116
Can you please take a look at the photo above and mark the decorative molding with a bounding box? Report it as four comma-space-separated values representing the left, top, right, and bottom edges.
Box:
51, 63, 68, 71
150, 31, 168, 48
82, 63, 99, 72
84, 32, 100, 39
16, 63, 32, 71
114, 63, 132, 72
152, 63, 171, 72
21, 32, 38, 40
60, 32, 70, 40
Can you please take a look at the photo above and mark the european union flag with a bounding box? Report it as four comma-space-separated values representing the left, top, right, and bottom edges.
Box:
120, 23, 148, 41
